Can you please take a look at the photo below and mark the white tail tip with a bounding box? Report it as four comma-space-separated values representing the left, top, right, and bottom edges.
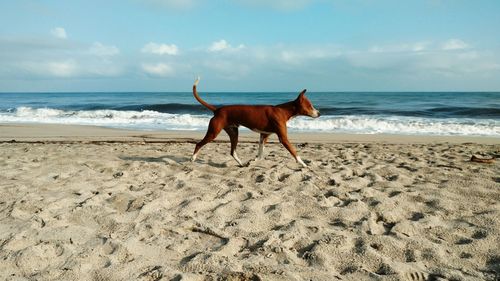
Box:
194, 76, 200, 87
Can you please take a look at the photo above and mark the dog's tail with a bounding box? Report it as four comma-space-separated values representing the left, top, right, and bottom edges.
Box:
193, 77, 216, 112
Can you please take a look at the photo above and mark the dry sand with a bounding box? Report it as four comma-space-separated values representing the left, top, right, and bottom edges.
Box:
0, 124, 499, 280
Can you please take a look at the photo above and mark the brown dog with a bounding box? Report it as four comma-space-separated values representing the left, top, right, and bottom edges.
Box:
191, 78, 320, 167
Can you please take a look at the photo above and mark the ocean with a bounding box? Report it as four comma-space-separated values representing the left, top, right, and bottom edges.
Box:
0, 92, 499, 136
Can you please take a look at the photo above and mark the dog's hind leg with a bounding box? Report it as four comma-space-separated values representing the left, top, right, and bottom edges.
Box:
224, 126, 243, 166
191, 117, 223, 162
257, 133, 270, 159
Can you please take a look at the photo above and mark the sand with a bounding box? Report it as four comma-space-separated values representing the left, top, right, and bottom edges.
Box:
0, 124, 499, 280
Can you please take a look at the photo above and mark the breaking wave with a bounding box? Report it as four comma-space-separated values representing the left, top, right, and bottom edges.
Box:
1, 106, 498, 136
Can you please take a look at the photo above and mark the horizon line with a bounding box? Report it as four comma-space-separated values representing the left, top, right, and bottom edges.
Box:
1, 90, 500, 94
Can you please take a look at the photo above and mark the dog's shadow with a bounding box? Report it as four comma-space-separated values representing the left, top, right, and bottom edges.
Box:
206, 160, 229, 168
119, 155, 191, 164
120, 155, 232, 168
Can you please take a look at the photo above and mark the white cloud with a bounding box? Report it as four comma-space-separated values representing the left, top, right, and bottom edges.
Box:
18, 58, 124, 78
278, 47, 340, 65
143, 0, 198, 10
47, 60, 77, 77
202, 60, 251, 79
89, 42, 120, 57
141, 42, 179, 55
442, 39, 468, 50
2, 34, 499, 90
24, 60, 78, 77
208, 39, 245, 52
143, 0, 314, 11
50, 27, 67, 39
236, 0, 314, 11
411, 42, 429, 52
209, 40, 229, 52
0, 38, 126, 78
369, 41, 430, 53
141, 63, 174, 77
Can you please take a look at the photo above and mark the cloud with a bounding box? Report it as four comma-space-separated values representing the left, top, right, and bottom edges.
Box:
369, 39, 470, 54
142, 0, 198, 10
47, 60, 77, 77
50, 27, 67, 39
141, 63, 174, 77
208, 39, 245, 52
1, 33, 499, 91
441, 39, 468, 50
89, 42, 120, 57
0, 37, 125, 79
141, 0, 315, 11
208, 40, 229, 52
235, 0, 314, 11
369, 41, 430, 53
278, 46, 341, 65
15, 60, 79, 78
141, 42, 179, 55
348, 41, 500, 79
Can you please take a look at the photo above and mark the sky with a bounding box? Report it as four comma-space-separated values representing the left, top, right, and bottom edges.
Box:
0, 0, 499, 92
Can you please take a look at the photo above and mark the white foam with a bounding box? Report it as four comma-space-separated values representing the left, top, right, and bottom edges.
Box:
0, 107, 211, 131
288, 115, 500, 136
1, 107, 499, 136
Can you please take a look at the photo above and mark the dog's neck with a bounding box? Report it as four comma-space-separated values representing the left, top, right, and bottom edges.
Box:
276, 101, 299, 120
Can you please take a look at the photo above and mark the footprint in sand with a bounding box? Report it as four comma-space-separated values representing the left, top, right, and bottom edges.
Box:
388, 190, 402, 197
354, 237, 367, 254
455, 237, 473, 245
278, 173, 290, 182
15, 242, 65, 272
255, 174, 266, 183
376, 263, 397, 275
410, 212, 425, 221
401, 272, 429, 281
405, 248, 417, 262
460, 252, 473, 259
137, 265, 163, 281
471, 230, 488, 239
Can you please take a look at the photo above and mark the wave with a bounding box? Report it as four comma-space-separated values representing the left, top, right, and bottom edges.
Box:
319, 106, 500, 118
115, 103, 206, 114
1, 107, 210, 130
289, 116, 499, 136
0, 107, 498, 136
9, 103, 499, 118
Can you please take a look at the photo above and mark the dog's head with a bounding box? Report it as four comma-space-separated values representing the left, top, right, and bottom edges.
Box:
295, 89, 320, 118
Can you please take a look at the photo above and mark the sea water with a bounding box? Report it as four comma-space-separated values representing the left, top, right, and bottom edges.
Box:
0, 92, 498, 136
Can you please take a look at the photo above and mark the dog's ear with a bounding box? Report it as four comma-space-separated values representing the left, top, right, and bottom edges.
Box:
297, 89, 307, 99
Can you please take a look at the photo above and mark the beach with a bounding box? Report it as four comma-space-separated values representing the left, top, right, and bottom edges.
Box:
0, 124, 498, 280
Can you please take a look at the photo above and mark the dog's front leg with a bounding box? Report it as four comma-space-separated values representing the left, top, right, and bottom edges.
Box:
276, 128, 307, 168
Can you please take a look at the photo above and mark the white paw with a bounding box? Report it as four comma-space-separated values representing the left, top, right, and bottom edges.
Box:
297, 156, 308, 168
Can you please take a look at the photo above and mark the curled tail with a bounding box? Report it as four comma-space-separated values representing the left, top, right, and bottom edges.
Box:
193, 77, 216, 112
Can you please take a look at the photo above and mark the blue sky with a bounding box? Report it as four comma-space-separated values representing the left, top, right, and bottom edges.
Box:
1, 0, 500, 92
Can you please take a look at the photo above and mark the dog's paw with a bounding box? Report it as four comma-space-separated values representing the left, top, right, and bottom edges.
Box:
190, 153, 198, 162
296, 157, 308, 168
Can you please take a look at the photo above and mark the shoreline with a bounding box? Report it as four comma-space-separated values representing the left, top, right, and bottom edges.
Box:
1, 123, 499, 144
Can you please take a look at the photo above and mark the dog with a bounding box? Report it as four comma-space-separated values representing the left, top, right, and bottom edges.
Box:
190, 78, 320, 167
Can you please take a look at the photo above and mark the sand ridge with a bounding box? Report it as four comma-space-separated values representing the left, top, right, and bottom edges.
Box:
0, 141, 499, 280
